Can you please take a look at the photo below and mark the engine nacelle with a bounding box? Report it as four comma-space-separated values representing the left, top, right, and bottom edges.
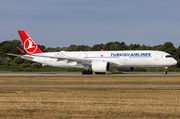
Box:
92, 61, 111, 72
118, 67, 135, 72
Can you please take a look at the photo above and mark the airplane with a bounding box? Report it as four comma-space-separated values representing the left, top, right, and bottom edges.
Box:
7, 30, 177, 74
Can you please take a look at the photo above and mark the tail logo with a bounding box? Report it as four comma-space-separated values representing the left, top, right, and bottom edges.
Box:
24, 38, 37, 54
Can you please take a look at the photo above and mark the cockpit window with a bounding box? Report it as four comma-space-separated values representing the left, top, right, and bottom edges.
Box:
166, 55, 172, 58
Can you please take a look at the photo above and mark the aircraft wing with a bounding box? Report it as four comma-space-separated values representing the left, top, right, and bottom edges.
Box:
6, 53, 118, 66
6, 53, 93, 65
6, 53, 33, 60
31, 54, 97, 65
31, 54, 119, 66
40, 55, 92, 65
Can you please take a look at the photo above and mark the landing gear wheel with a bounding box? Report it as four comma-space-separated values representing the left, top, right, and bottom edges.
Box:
163, 71, 167, 74
82, 71, 86, 75
163, 67, 168, 74
95, 72, 106, 74
82, 71, 93, 75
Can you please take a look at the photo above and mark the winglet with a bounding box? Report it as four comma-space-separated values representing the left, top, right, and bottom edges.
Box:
100, 49, 104, 51
18, 31, 43, 54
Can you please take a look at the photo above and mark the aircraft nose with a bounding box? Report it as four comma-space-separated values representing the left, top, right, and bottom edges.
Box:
172, 59, 177, 65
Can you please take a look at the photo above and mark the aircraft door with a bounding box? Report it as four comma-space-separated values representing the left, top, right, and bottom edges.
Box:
155, 53, 159, 61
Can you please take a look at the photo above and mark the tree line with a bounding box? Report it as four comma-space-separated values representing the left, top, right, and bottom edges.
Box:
0, 39, 180, 68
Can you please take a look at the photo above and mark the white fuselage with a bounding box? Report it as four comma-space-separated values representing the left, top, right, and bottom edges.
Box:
26, 50, 177, 69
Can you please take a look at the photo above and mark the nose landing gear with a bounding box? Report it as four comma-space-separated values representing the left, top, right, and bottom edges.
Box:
163, 67, 168, 74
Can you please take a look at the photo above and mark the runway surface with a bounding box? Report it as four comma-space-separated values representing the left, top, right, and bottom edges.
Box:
0, 72, 180, 88
0, 72, 180, 76
0, 84, 180, 88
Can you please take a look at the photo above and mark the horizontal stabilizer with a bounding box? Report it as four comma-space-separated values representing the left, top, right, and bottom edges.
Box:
16, 47, 26, 54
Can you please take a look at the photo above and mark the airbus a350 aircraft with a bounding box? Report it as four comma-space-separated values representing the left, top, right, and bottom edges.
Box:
7, 31, 177, 74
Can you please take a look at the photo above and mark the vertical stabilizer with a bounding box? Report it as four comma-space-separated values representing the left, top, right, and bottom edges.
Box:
18, 31, 43, 54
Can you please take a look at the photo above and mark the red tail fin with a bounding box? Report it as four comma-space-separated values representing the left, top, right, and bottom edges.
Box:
18, 31, 43, 54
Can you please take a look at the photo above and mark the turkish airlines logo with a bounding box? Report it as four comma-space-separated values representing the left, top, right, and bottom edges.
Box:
24, 38, 37, 54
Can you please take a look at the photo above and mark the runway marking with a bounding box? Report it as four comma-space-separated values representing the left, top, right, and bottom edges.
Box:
0, 84, 180, 88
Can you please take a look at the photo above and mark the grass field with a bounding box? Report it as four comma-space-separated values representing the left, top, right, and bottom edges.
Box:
0, 75, 180, 84
0, 75, 180, 119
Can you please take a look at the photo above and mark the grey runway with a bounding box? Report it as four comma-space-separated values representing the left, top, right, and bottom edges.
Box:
0, 72, 180, 76
0, 84, 180, 88
1, 72, 180, 88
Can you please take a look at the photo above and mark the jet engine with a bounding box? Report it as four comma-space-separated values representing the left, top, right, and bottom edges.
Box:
92, 61, 111, 72
118, 67, 135, 72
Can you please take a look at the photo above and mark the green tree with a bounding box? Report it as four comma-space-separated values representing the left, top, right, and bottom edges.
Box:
92, 44, 104, 51
176, 59, 180, 68
175, 46, 180, 59
0, 40, 23, 54
120, 41, 128, 50
76, 45, 91, 51
60, 47, 69, 51
106, 41, 128, 50
68, 45, 77, 51
157, 42, 176, 57
127, 44, 141, 50
138, 45, 153, 50
0, 41, 9, 47
32, 63, 42, 69
0, 51, 5, 58
156, 44, 165, 51
13, 57, 24, 64
2, 57, 13, 65
103, 42, 113, 50
110, 44, 119, 50
127, 44, 134, 50
45, 47, 57, 52
0, 57, 2, 65
38, 45, 46, 52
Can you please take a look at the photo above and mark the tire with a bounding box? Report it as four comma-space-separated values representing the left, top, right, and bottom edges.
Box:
88, 71, 93, 74
82, 71, 93, 75
82, 71, 86, 74
163, 71, 167, 74
95, 72, 106, 74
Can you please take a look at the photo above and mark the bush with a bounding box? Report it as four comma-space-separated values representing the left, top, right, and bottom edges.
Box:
0, 51, 5, 58
1, 57, 13, 65
0, 57, 2, 65
21, 63, 32, 68
13, 57, 24, 64
32, 63, 42, 69
134, 67, 146, 72
67, 68, 83, 72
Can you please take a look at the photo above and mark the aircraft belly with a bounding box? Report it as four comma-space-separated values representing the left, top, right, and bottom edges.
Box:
117, 58, 150, 67
46, 61, 83, 68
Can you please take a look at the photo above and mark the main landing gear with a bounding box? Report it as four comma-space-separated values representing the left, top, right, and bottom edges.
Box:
163, 67, 168, 74
82, 71, 106, 75
95, 72, 106, 74
82, 71, 93, 75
